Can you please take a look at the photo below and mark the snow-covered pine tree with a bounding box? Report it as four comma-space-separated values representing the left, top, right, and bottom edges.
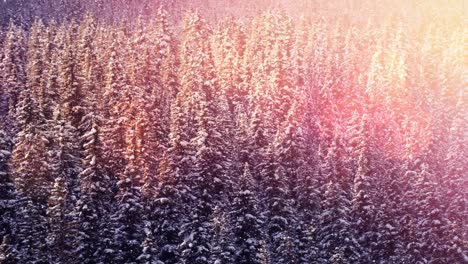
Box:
316, 138, 359, 263
192, 85, 231, 204
74, 85, 114, 263
419, 163, 453, 263
258, 146, 298, 263
442, 98, 468, 263
267, 39, 294, 129
210, 205, 235, 264
41, 22, 60, 120
180, 91, 229, 264
248, 106, 270, 183
211, 16, 245, 112
1, 22, 26, 119
46, 106, 82, 262
402, 160, 444, 263
318, 179, 359, 263
13, 194, 48, 263
75, 14, 99, 116
372, 161, 408, 262
26, 19, 48, 115
151, 7, 179, 132
350, 113, 377, 262
57, 22, 83, 128
137, 225, 158, 264
0, 128, 15, 263
152, 153, 185, 263
0, 35, 14, 243
9, 74, 50, 264
124, 22, 164, 196
230, 163, 265, 264
0, 233, 17, 263
152, 95, 194, 263
232, 109, 250, 174
46, 175, 68, 263
267, 166, 298, 263
177, 11, 232, 263
274, 103, 305, 200
275, 232, 298, 264
101, 32, 129, 182
295, 164, 320, 263
9, 89, 50, 204
71, 192, 101, 263
177, 9, 213, 140
274, 103, 316, 263
104, 33, 149, 262
110, 177, 144, 263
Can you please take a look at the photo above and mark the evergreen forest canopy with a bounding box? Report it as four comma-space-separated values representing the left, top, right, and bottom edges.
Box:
0, 1, 466, 263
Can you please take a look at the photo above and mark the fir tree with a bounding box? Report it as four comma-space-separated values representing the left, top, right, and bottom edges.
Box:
230, 163, 265, 264
1, 22, 26, 118
26, 19, 48, 114
0, 128, 15, 263
111, 178, 144, 263
152, 95, 194, 263
57, 23, 82, 128
74, 109, 114, 263
46, 175, 68, 263
210, 205, 235, 264
351, 114, 376, 262
14, 195, 48, 263
10, 89, 50, 204
101, 35, 129, 181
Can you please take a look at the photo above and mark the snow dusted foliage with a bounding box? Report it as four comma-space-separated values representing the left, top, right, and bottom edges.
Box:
74, 102, 115, 263
46, 175, 69, 263
111, 178, 144, 263
227, 163, 265, 263
10, 89, 50, 203
14, 196, 48, 263
211, 16, 246, 111
152, 153, 184, 264
350, 114, 376, 262
210, 205, 235, 264
0, 128, 15, 262
101, 35, 129, 180
0, 3, 466, 264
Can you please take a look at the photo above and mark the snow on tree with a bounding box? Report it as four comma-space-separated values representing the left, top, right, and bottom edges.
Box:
137, 225, 158, 264
57, 22, 83, 128
46, 107, 82, 262
247, 106, 270, 183
14, 195, 48, 263
152, 153, 184, 264
316, 138, 360, 263
110, 178, 144, 263
9, 89, 50, 204
229, 163, 265, 264
74, 111, 116, 263
179, 94, 229, 263
101, 34, 129, 181
350, 113, 377, 261
259, 148, 299, 263
211, 16, 246, 112
46, 175, 69, 263
0, 128, 15, 263
151, 94, 195, 263
442, 98, 468, 263
0, 5, 465, 264
1, 22, 26, 119
210, 205, 235, 264
26, 19, 48, 116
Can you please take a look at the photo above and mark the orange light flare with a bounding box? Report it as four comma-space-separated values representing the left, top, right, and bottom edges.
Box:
314, 1, 465, 162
